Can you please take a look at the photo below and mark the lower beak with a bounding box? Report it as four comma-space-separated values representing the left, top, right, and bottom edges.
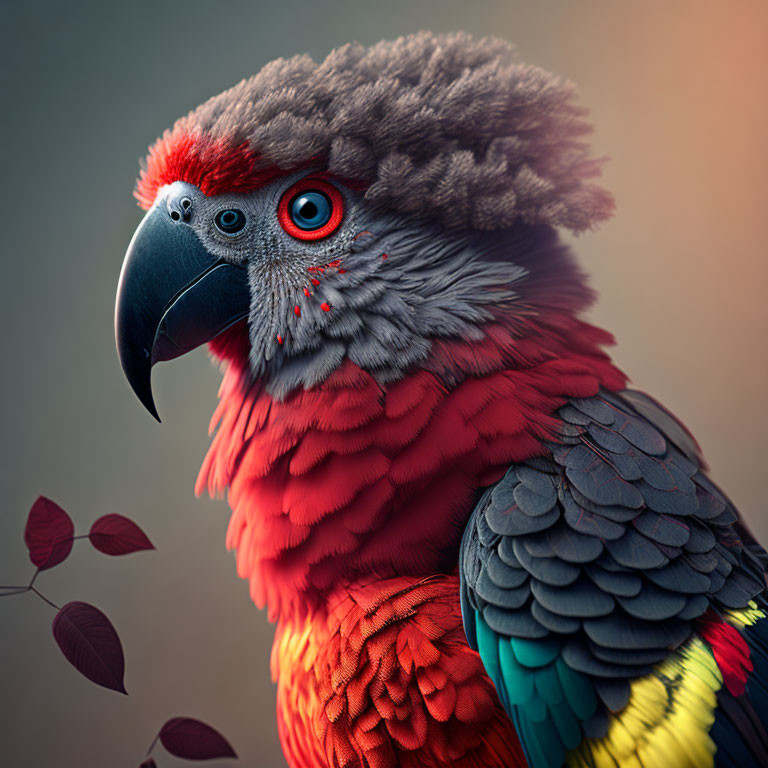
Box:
114, 205, 249, 421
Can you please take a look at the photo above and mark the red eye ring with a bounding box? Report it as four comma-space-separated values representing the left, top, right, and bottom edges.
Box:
277, 178, 344, 240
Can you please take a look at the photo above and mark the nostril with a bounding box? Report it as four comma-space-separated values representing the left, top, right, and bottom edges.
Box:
167, 191, 193, 223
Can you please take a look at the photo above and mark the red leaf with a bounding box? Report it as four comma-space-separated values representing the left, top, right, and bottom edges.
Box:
52, 601, 127, 694
159, 717, 237, 760
24, 496, 74, 570
89, 514, 154, 556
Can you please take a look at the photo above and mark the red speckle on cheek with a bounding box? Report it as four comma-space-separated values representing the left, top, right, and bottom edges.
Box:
277, 335, 283, 345
381, 253, 388, 260
300, 260, 345, 314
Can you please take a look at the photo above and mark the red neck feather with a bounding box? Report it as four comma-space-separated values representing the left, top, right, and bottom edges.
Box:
198, 307, 625, 622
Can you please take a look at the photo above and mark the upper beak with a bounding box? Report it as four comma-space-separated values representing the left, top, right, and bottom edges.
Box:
115, 198, 250, 421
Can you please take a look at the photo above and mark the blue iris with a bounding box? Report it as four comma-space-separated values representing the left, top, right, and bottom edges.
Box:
214, 208, 246, 235
290, 191, 332, 230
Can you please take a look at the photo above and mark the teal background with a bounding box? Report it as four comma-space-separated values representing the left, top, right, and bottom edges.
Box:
1, 1, 766, 766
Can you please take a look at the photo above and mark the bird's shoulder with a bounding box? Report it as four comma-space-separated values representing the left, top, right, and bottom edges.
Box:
459, 387, 768, 768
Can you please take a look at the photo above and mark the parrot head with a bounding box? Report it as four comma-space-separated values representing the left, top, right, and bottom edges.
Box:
114, 33, 628, 615
116, 31, 612, 420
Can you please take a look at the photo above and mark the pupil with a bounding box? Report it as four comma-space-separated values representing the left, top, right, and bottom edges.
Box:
300, 201, 318, 219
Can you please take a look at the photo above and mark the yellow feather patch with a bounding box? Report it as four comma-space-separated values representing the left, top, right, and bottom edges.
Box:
566, 638, 722, 768
724, 601, 765, 629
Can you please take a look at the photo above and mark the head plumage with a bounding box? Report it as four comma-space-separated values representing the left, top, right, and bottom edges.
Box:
137, 31, 612, 233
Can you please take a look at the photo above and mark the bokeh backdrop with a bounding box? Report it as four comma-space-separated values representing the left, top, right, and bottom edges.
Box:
1, 1, 766, 766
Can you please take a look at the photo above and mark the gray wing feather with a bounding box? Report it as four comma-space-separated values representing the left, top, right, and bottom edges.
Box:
460, 387, 768, 727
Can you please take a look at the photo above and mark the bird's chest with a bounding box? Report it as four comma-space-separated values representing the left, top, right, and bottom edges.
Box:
269, 574, 515, 768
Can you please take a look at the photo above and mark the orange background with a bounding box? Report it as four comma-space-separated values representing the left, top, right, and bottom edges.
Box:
1, 1, 766, 766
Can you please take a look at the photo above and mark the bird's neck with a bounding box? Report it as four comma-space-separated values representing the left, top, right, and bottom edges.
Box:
198, 248, 626, 623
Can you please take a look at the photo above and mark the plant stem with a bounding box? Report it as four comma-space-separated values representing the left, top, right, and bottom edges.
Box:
146, 733, 159, 756
30, 587, 60, 611
0, 567, 40, 596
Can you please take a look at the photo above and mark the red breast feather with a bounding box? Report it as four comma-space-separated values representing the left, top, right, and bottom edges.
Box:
273, 574, 526, 768
199, 311, 625, 621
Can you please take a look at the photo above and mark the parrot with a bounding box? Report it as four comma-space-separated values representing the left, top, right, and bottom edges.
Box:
114, 32, 768, 768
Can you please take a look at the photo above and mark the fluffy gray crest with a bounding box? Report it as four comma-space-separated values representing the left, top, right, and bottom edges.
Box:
172, 31, 613, 233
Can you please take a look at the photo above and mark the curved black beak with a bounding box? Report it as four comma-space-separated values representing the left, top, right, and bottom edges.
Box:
115, 201, 250, 421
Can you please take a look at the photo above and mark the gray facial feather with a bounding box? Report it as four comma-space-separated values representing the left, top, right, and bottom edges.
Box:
154, 172, 583, 398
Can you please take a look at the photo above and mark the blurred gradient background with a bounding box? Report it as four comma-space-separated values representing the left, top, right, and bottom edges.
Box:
1, 1, 766, 766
